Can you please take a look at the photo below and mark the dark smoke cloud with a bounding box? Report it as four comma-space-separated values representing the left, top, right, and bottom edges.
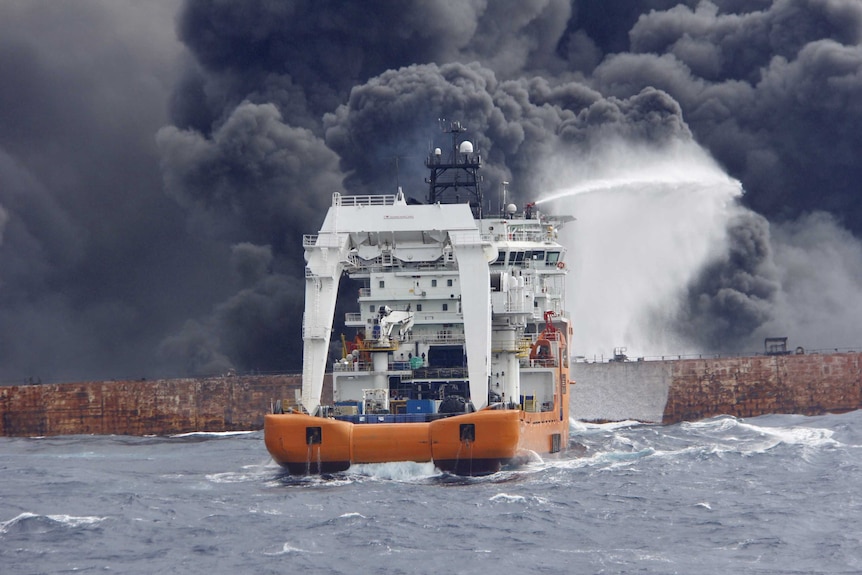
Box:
157, 273, 305, 375
592, 0, 862, 230
170, 0, 576, 130
2, 0, 862, 381
323, 64, 689, 201
154, 100, 347, 375
673, 209, 780, 351
763, 212, 862, 350
0, 0, 225, 383
230, 242, 274, 287
157, 101, 343, 250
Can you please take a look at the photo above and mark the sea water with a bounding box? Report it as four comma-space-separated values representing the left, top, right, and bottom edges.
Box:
2, 411, 861, 574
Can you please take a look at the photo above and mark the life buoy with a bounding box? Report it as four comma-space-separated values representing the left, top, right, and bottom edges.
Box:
556, 261, 565, 269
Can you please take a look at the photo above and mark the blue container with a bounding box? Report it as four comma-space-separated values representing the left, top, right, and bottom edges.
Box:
407, 399, 436, 414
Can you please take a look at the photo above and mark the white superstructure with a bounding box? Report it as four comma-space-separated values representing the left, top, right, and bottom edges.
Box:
299, 123, 572, 419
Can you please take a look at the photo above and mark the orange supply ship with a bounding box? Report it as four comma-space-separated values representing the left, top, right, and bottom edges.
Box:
265, 122, 575, 475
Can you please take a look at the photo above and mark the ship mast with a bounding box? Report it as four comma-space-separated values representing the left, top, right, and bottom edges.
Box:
425, 121, 484, 218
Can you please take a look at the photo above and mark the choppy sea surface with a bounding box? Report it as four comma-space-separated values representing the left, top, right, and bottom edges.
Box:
2, 410, 861, 574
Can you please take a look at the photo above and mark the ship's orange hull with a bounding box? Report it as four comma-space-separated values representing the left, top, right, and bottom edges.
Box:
264, 408, 568, 476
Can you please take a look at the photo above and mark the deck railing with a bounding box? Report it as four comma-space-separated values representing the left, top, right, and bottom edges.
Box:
335, 194, 396, 207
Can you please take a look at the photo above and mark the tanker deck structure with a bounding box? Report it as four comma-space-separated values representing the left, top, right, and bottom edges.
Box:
265, 122, 575, 475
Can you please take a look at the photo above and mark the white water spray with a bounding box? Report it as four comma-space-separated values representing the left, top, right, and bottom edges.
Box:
537, 139, 743, 359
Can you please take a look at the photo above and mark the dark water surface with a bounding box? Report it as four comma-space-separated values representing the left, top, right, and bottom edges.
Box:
2, 411, 861, 574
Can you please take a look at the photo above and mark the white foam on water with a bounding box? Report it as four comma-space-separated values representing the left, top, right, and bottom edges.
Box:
47, 514, 107, 527
737, 421, 838, 449
515, 449, 545, 466
171, 430, 256, 438
488, 492, 549, 505
247, 505, 282, 516
681, 416, 740, 433
1, 512, 37, 533
206, 464, 272, 484
682, 415, 839, 458
489, 493, 527, 504
571, 419, 647, 433
263, 542, 321, 556
268, 474, 356, 489
0, 512, 108, 533
538, 445, 657, 473
348, 461, 439, 481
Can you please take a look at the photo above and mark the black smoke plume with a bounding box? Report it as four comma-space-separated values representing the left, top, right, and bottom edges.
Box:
1, 0, 861, 381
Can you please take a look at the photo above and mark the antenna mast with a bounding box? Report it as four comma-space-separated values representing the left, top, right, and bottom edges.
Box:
425, 121, 484, 218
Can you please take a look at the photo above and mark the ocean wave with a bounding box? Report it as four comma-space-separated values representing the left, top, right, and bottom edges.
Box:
171, 430, 257, 439
347, 461, 440, 482
548, 413, 842, 473
488, 492, 549, 505
489, 492, 527, 503
206, 463, 273, 484
736, 421, 838, 449
0, 512, 108, 535
570, 418, 647, 433
269, 473, 356, 489
679, 415, 839, 457
262, 542, 323, 556
338, 511, 367, 519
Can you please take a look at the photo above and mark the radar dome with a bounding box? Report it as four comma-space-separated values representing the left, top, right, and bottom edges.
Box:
459, 141, 474, 154
506, 203, 517, 215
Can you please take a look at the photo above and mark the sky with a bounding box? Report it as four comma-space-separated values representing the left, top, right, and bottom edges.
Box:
1, 0, 861, 382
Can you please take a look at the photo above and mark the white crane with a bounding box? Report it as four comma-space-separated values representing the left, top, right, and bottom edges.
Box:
374, 305, 414, 347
